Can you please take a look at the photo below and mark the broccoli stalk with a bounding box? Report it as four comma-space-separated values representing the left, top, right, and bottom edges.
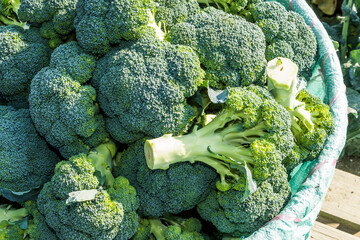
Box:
145, 90, 277, 192
267, 57, 314, 139
148, 219, 167, 240
197, 0, 247, 13
0, 0, 21, 16
0, 14, 28, 29
0, 205, 28, 223
87, 140, 117, 187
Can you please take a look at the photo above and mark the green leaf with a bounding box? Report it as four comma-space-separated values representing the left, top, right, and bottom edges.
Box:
240, 161, 257, 201
350, 49, 360, 63
207, 83, 229, 104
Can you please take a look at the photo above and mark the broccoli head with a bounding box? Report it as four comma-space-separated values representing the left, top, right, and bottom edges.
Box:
29, 41, 109, 159
145, 86, 293, 191
37, 141, 139, 240
251, 1, 317, 77
114, 139, 217, 217
0, 106, 59, 199
153, 0, 200, 30
74, 0, 164, 56
167, 7, 267, 88
197, 164, 290, 237
98, 33, 204, 143
0, 25, 51, 108
145, 86, 292, 236
133, 215, 204, 240
18, 0, 77, 35
267, 57, 334, 169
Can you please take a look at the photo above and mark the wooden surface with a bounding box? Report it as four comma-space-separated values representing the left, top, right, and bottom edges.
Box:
311, 169, 360, 239
311, 221, 360, 240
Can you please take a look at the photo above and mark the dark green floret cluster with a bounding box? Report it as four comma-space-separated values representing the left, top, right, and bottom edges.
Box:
98, 32, 204, 144
74, 0, 164, 56
0, 106, 59, 199
168, 7, 267, 88
0, 25, 50, 108
29, 41, 109, 159
114, 139, 217, 217
250, 1, 317, 77
18, 0, 77, 36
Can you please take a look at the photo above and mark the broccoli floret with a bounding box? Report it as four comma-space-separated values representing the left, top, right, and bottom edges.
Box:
251, 1, 317, 77
0, 106, 59, 200
37, 141, 139, 240
153, 0, 200, 30
114, 139, 217, 217
92, 41, 136, 91
167, 7, 267, 88
267, 57, 335, 168
145, 86, 293, 191
197, 164, 290, 237
98, 33, 204, 143
29, 41, 109, 159
18, 0, 77, 35
0, 203, 58, 240
39, 21, 65, 49
74, 0, 164, 56
0, 26, 51, 108
133, 215, 204, 240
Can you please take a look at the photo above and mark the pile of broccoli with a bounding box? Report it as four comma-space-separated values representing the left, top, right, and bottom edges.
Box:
0, 0, 336, 239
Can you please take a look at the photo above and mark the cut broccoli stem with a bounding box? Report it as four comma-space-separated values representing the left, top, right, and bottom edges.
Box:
0, 14, 28, 29
87, 140, 117, 188
267, 57, 315, 139
0, 205, 28, 223
145, 109, 268, 191
149, 218, 167, 240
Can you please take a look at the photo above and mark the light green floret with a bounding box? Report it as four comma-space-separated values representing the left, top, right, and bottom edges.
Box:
0, 202, 58, 240
267, 57, 335, 169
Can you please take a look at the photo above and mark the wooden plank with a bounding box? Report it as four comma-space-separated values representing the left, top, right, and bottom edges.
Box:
319, 169, 360, 231
311, 221, 360, 240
